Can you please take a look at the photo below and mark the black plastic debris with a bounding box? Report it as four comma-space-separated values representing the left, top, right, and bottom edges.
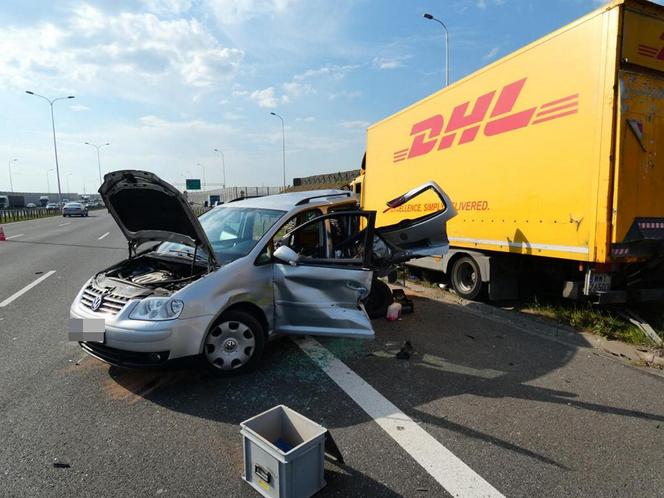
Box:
53, 462, 71, 469
396, 340, 413, 360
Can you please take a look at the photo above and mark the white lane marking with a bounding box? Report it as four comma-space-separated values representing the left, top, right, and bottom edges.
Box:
58, 222, 71, 227
295, 337, 505, 498
0, 270, 56, 308
6, 234, 24, 239
98, 232, 109, 240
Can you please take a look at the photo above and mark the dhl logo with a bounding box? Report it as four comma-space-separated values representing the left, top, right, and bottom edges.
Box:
637, 31, 664, 59
393, 77, 579, 163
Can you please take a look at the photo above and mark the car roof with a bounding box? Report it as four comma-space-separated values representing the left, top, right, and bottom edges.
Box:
222, 189, 355, 211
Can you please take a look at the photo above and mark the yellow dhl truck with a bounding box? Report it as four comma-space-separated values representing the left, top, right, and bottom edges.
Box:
359, 0, 664, 303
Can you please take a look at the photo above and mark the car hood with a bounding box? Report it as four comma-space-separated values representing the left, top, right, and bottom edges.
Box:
99, 170, 218, 266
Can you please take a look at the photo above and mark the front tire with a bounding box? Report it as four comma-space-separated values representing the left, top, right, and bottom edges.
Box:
450, 256, 484, 300
201, 310, 265, 375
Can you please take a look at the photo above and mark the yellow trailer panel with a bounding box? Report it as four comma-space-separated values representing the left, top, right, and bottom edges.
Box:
362, 0, 664, 302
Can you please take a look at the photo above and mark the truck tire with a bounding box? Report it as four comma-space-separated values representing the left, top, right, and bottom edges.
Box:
450, 256, 484, 300
363, 279, 393, 319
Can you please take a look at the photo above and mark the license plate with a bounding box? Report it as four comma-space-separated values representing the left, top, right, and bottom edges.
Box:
69, 318, 105, 343
584, 271, 612, 294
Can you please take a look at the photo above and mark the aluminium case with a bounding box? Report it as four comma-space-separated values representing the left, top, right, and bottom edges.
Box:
364, 0, 664, 264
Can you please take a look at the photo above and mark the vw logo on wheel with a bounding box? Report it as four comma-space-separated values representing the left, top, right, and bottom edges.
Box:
91, 295, 104, 311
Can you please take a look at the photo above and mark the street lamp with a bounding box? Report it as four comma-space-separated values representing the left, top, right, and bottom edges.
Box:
84, 142, 110, 186
7, 158, 17, 192
26, 90, 75, 206
270, 112, 286, 189
423, 13, 450, 87
213, 148, 227, 192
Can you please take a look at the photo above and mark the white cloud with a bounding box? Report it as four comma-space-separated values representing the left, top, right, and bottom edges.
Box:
296, 116, 315, 122
141, 0, 192, 15
249, 87, 284, 108
293, 64, 359, 81
483, 46, 500, 60
372, 56, 410, 70
342, 120, 370, 130
328, 90, 362, 100
282, 81, 315, 97
476, 0, 506, 8
209, 0, 299, 24
0, 4, 244, 97
70, 104, 90, 112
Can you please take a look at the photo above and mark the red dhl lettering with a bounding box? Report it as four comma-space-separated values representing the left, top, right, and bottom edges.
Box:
453, 200, 490, 211
393, 78, 579, 163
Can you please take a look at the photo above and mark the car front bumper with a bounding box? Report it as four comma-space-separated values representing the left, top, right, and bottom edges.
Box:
70, 300, 213, 367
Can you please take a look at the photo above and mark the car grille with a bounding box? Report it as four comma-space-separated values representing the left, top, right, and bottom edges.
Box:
80, 285, 130, 315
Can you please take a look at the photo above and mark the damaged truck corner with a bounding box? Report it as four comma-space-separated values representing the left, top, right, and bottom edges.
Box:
360, 0, 664, 304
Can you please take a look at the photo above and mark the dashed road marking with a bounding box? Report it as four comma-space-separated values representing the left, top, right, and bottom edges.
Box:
6, 234, 24, 239
98, 232, 109, 240
0, 270, 56, 308
58, 222, 71, 227
295, 337, 505, 498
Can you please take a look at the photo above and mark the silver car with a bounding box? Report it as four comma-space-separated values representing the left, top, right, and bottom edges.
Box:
63, 202, 89, 217
69, 170, 455, 374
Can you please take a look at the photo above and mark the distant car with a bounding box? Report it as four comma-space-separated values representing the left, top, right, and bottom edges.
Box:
26, 203, 37, 208
62, 202, 89, 217
46, 202, 58, 210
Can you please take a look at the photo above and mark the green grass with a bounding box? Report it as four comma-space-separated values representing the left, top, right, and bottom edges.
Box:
525, 300, 662, 346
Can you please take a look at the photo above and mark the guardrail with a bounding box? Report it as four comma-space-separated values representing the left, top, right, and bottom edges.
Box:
0, 206, 105, 224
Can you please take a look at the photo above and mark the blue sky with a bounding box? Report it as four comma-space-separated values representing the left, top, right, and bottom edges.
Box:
0, 0, 644, 193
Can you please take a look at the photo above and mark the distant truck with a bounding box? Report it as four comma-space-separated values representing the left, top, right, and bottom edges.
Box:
0, 195, 26, 209
360, 0, 664, 304
39, 196, 49, 207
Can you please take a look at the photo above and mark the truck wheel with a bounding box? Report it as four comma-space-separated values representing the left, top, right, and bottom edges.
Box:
451, 256, 483, 300
363, 279, 393, 319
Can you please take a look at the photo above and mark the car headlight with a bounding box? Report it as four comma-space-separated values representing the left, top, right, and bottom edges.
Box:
129, 298, 184, 321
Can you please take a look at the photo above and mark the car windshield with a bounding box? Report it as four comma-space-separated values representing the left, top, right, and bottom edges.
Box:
154, 206, 286, 265
65, 203, 81, 207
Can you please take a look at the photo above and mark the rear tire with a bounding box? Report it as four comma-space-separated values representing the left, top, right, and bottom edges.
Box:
450, 256, 484, 300
363, 279, 393, 319
200, 310, 265, 376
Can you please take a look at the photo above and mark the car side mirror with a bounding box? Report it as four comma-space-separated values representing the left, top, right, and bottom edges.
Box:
273, 245, 299, 266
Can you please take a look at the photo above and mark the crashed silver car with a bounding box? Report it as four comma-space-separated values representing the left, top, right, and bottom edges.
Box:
69, 170, 455, 374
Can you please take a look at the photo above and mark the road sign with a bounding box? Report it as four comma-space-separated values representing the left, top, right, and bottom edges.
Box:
186, 179, 201, 190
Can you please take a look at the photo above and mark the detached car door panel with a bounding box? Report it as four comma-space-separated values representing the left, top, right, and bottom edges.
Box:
273, 211, 376, 338
375, 181, 457, 263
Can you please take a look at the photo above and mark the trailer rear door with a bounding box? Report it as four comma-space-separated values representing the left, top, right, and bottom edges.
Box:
613, 9, 664, 245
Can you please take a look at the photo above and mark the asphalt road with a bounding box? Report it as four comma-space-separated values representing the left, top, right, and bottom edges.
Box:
1, 212, 664, 497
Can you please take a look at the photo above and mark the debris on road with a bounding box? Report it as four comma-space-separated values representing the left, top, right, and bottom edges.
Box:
387, 302, 402, 321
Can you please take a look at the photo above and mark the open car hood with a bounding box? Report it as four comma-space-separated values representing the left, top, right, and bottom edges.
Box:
99, 170, 217, 266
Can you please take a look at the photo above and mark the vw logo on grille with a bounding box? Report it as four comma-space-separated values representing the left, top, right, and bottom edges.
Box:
91, 295, 104, 311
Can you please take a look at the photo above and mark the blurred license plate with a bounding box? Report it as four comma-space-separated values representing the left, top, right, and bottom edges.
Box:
69, 318, 105, 342
585, 271, 612, 294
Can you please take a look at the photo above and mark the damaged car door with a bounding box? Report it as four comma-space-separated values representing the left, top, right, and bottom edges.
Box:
373, 181, 457, 268
272, 211, 376, 338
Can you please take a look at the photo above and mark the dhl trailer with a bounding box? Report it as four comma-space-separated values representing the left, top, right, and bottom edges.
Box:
360, 0, 664, 303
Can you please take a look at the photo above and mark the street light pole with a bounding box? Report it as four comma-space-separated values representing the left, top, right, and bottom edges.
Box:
66, 173, 73, 194
26, 91, 75, 206
213, 148, 226, 188
7, 158, 17, 192
423, 13, 450, 87
85, 142, 110, 185
270, 112, 286, 190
